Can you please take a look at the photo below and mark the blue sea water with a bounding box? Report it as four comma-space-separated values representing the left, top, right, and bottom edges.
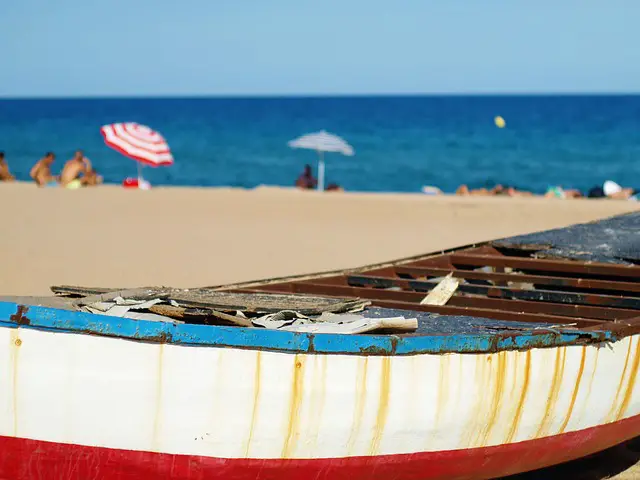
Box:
1, 95, 640, 194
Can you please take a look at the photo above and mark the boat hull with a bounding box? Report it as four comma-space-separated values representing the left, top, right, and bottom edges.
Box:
2, 414, 640, 480
1, 307, 640, 480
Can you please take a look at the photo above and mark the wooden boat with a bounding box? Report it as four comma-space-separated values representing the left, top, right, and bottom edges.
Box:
1, 212, 640, 480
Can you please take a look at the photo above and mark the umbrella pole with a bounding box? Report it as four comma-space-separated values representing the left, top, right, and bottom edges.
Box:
317, 151, 325, 192
137, 163, 143, 185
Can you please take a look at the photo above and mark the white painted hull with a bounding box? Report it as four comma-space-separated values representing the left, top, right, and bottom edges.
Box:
1, 324, 639, 463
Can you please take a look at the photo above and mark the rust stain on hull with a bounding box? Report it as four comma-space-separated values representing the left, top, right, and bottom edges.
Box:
347, 357, 369, 455
615, 338, 640, 421
505, 350, 531, 443
9, 329, 20, 437
466, 354, 493, 448
306, 355, 328, 450
369, 357, 391, 455
152, 343, 164, 450
535, 347, 567, 438
244, 351, 262, 457
282, 354, 305, 458
436, 354, 450, 424
559, 346, 587, 433
481, 351, 507, 445
608, 338, 635, 422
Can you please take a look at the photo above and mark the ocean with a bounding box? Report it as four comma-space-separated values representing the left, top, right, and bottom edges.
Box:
1, 95, 639, 194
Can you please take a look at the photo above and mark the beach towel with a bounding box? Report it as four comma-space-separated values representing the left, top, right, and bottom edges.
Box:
65, 179, 82, 190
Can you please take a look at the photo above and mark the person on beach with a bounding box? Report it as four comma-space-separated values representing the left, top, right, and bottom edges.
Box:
544, 186, 583, 199
0, 152, 15, 182
295, 164, 317, 189
326, 183, 344, 192
456, 183, 535, 197
588, 181, 636, 200
30, 152, 58, 186
60, 150, 99, 188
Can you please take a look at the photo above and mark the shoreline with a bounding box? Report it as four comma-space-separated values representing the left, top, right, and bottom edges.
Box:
4, 180, 638, 200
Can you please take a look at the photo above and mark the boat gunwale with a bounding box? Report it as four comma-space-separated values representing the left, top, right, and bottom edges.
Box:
0, 301, 615, 356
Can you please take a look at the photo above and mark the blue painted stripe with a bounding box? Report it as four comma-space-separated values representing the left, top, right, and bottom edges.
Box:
0, 301, 614, 356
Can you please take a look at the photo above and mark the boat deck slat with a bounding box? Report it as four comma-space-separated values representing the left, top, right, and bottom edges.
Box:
221, 214, 640, 334
234, 286, 603, 327
393, 266, 640, 294
446, 253, 640, 277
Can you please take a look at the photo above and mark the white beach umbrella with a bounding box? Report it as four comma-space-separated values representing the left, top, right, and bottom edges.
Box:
288, 130, 354, 191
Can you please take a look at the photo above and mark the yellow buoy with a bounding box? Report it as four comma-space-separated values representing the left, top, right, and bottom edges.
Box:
494, 116, 506, 128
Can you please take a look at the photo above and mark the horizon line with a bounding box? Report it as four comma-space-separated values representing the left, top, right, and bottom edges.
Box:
2, 91, 640, 101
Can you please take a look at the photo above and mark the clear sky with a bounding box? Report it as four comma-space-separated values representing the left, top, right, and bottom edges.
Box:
1, 0, 638, 97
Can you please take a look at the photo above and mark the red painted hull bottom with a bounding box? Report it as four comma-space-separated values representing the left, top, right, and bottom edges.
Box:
2, 415, 640, 480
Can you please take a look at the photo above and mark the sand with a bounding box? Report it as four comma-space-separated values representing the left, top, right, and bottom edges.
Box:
1, 182, 637, 296
1, 182, 639, 478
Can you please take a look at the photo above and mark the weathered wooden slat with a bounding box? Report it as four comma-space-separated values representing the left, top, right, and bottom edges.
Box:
73, 288, 173, 308
448, 253, 640, 278
52, 285, 123, 296
168, 290, 370, 315
393, 266, 640, 294
239, 284, 603, 327
344, 275, 640, 318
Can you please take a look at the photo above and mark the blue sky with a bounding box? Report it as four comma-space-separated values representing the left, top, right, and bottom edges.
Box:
1, 0, 637, 97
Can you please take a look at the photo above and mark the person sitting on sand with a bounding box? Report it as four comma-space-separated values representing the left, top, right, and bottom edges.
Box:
0, 152, 15, 182
60, 150, 98, 188
588, 181, 636, 200
457, 183, 535, 197
83, 168, 103, 186
544, 186, 583, 199
326, 183, 344, 192
295, 164, 317, 189
30, 152, 58, 187
456, 184, 504, 196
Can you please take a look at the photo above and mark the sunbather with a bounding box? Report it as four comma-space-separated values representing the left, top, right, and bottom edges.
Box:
30, 152, 58, 187
60, 150, 99, 188
0, 152, 15, 182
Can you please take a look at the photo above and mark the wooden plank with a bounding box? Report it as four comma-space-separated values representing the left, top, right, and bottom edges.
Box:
393, 266, 640, 293
448, 253, 640, 278
73, 288, 173, 308
51, 285, 123, 296
348, 275, 640, 319
239, 284, 603, 327
168, 290, 370, 315
333, 280, 635, 321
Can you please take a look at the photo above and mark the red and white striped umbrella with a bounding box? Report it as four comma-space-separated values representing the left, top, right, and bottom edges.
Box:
100, 123, 174, 166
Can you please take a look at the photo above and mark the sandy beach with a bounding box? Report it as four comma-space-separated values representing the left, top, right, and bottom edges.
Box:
1, 182, 640, 478
2, 182, 637, 296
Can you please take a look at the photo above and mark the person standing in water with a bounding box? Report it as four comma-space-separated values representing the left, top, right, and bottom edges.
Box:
30, 152, 58, 186
0, 152, 15, 182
